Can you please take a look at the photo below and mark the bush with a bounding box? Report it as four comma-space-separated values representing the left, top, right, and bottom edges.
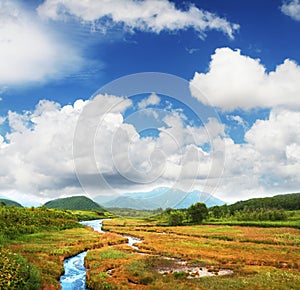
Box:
235, 208, 288, 221
0, 247, 41, 290
0, 206, 81, 242
173, 271, 187, 278
168, 210, 185, 226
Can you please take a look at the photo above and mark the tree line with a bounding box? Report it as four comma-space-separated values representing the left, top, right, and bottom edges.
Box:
162, 199, 296, 226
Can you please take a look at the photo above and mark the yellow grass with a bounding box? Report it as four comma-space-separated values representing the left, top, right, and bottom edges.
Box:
83, 218, 300, 289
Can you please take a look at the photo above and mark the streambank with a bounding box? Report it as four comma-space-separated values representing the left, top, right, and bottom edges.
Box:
60, 219, 142, 289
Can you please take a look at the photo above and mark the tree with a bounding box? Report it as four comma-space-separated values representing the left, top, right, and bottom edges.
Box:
165, 208, 172, 214
168, 210, 184, 226
210, 206, 222, 218
187, 202, 208, 223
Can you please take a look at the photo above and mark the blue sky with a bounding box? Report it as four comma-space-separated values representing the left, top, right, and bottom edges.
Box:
0, 0, 300, 206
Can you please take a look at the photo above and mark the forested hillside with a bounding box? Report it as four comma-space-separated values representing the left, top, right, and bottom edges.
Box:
229, 193, 300, 211
0, 198, 23, 207
44, 196, 104, 211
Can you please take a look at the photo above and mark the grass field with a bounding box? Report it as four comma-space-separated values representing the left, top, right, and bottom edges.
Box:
0, 206, 119, 289
9, 227, 126, 288
83, 218, 300, 289
1, 206, 299, 289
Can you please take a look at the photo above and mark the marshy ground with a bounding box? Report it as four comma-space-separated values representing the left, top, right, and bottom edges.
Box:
1, 207, 299, 289
83, 218, 300, 289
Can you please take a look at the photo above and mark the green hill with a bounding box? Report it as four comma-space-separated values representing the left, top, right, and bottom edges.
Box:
44, 196, 104, 211
229, 193, 300, 212
0, 198, 23, 207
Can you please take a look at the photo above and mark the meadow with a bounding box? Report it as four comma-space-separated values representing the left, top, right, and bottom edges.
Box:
1, 204, 300, 289
86, 218, 300, 289
0, 206, 121, 289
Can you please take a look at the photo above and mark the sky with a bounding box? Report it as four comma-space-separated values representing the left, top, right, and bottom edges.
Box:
0, 0, 300, 206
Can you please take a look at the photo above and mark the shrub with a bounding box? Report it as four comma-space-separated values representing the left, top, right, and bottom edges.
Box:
168, 210, 185, 226
0, 247, 41, 290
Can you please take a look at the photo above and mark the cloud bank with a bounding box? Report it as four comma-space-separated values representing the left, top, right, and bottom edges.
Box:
0, 92, 299, 204
0, 94, 223, 201
37, 0, 239, 39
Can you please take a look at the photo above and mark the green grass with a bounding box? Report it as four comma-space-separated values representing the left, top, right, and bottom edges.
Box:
99, 249, 131, 259
203, 219, 300, 229
0, 205, 120, 289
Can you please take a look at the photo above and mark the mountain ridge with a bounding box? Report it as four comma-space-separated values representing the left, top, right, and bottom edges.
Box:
95, 187, 225, 210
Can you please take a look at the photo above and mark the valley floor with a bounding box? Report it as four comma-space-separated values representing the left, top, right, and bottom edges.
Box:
2, 211, 300, 289
84, 218, 300, 289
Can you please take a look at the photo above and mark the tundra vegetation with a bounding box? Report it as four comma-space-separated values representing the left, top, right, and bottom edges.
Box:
0, 205, 117, 289
0, 193, 299, 289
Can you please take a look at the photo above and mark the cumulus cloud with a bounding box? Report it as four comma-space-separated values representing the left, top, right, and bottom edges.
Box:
0, 0, 83, 85
2, 99, 86, 194
190, 47, 300, 111
217, 108, 300, 201
0, 94, 299, 203
227, 115, 248, 130
0, 116, 6, 125
281, 0, 300, 21
0, 94, 226, 203
37, 0, 239, 39
138, 93, 160, 109
75, 96, 224, 194
245, 109, 300, 158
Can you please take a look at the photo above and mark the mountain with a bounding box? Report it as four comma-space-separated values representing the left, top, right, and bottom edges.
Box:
0, 198, 23, 207
229, 192, 300, 211
96, 187, 225, 210
175, 191, 225, 208
44, 196, 104, 211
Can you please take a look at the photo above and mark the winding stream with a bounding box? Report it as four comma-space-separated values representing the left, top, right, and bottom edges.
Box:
59, 251, 89, 290
60, 219, 233, 289
60, 219, 141, 290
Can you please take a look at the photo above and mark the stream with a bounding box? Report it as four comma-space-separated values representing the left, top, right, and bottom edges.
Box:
59, 219, 141, 290
60, 219, 233, 289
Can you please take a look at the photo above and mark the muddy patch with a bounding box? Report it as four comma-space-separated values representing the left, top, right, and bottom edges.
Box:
154, 258, 233, 278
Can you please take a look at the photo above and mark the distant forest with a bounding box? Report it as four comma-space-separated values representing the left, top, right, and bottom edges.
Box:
229, 193, 300, 211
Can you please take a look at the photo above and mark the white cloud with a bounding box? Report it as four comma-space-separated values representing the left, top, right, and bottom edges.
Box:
0, 0, 83, 85
190, 47, 300, 111
281, 0, 300, 21
138, 93, 160, 109
286, 143, 300, 163
216, 108, 300, 201
0, 116, 5, 125
37, 0, 239, 39
244, 109, 300, 159
0, 95, 225, 201
228, 115, 243, 125
227, 115, 248, 130
0, 95, 299, 204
